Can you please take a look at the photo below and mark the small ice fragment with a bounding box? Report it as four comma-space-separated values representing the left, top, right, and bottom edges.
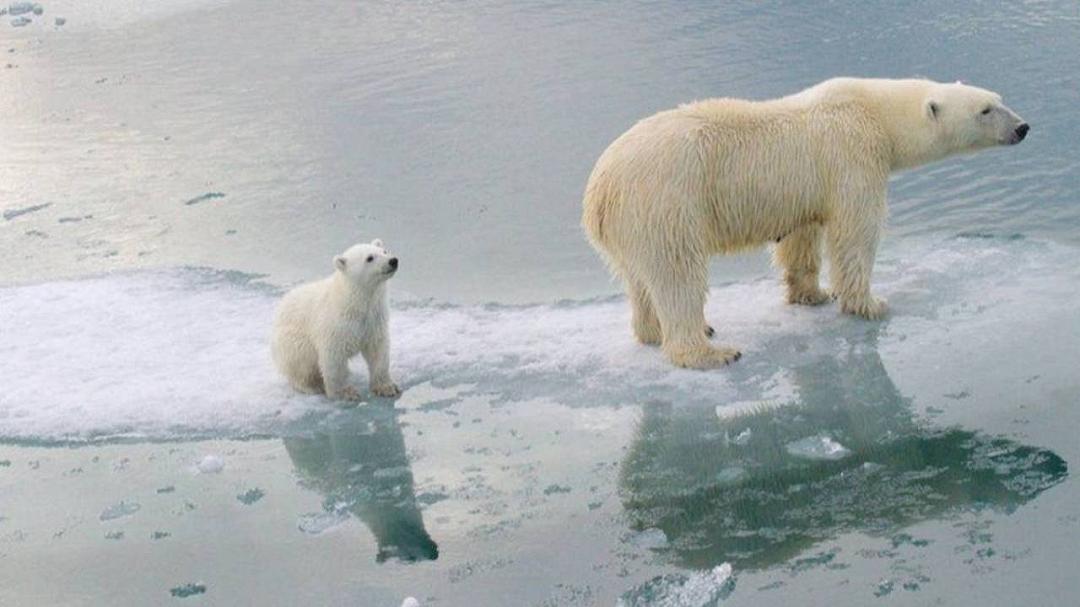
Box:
196, 455, 224, 474
619, 562, 734, 606
54, 17, 64, 26
236, 488, 264, 505
715, 466, 746, 483
297, 511, 348, 535
732, 428, 752, 445
170, 583, 206, 598
100, 500, 141, 521
785, 435, 851, 461
401, 598, 420, 607
10, 15, 30, 26
629, 527, 668, 550
31, 3, 41, 16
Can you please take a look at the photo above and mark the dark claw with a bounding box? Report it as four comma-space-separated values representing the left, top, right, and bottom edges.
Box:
734, 351, 742, 361
705, 325, 715, 338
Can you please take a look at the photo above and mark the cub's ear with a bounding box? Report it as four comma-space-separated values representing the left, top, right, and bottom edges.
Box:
927, 99, 940, 120
371, 238, 384, 248
334, 256, 347, 271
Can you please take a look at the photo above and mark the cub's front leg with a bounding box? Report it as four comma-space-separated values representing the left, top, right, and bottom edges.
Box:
362, 337, 400, 398
318, 346, 361, 401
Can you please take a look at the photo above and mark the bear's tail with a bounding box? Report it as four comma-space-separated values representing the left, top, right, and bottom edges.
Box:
581, 170, 617, 251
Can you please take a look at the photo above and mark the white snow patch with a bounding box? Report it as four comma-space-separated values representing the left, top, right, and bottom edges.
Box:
196, 454, 224, 474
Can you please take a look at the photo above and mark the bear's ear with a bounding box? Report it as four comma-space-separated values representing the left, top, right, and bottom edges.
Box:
927, 99, 940, 120
334, 256, 347, 271
371, 238, 384, 248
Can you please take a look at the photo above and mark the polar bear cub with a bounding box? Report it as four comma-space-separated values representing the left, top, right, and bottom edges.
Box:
272, 239, 401, 401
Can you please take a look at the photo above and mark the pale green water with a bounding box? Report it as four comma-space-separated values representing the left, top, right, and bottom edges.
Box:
2, 1, 1079, 605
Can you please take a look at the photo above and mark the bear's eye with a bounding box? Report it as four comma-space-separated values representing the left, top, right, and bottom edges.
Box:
366, 255, 374, 263
980, 106, 991, 115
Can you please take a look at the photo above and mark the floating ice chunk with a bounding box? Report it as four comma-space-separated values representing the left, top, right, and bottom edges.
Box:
170, 583, 207, 598
401, 598, 420, 607
32, 3, 41, 15
714, 466, 746, 484
196, 454, 224, 474
731, 428, 752, 446
619, 562, 735, 606
54, 16, 63, 26
10, 15, 29, 26
297, 510, 349, 535
628, 527, 668, 550
100, 500, 141, 521
785, 435, 851, 461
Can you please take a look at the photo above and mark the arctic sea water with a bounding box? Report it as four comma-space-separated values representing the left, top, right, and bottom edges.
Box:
1, 1, 1078, 605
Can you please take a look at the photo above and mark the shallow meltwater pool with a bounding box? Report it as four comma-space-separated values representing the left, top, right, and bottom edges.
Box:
2, 1, 1079, 606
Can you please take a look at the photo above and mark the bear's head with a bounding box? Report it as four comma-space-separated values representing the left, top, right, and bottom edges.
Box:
921, 81, 1028, 159
333, 239, 398, 286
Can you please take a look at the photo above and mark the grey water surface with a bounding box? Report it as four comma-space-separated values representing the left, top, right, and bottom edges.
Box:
2, 1, 1079, 605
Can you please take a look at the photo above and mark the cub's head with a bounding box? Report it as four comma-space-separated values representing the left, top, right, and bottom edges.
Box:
333, 239, 398, 285
923, 81, 1028, 156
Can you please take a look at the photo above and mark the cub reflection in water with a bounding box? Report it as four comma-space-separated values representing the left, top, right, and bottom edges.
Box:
284, 406, 438, 563
619, 328, 1067, 570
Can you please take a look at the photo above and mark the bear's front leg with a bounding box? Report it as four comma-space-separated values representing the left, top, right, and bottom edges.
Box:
362, 339, 400, 398
319, 349, 361, 401
774, 224, 831, 306
826, 195, 888, 320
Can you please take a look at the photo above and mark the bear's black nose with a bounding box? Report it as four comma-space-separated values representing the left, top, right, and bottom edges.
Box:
388, 257, 398, 269
1015, 123, 1029, 141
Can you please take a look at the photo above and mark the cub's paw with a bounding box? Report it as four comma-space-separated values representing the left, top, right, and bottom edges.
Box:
330, 385, 362, 402
666, 344, 742, 369
841, 296, 888, 320
372, 382, 401, 398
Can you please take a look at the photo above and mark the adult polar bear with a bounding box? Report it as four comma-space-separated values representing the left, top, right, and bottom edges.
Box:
582, 78, 1028, 369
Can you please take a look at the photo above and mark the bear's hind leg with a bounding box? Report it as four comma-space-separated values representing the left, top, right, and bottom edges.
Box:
292, 369, 324, 395
626, 279, 662, 345
642, 257, 741, 369
774, 224, 830, 306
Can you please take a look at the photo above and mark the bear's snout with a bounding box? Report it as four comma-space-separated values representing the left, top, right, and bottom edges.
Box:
1013, 123, 1030, 143
388, 257, 399, 270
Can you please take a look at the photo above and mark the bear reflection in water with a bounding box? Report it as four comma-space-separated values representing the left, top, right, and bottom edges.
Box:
619, 328, 1067, 570
284, 406, 438, 563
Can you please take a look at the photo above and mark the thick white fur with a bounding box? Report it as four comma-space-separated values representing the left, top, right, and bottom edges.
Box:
582, 77, 1027, 369
272, 239, 401, 400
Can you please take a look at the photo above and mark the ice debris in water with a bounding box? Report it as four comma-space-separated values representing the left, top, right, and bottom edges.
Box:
100, 500, 140, 521
784, 435, 851, 461
170, 583, 206, 598
54, 16, 63, 26
10, 15, 29, 26
8, 2, 37, 16
731, 428, 752, 446
196, 454, 224, 474
401, 598, 420, 607
619, 563, 735, 607
629, 527, 669, 550
297, 510, 349, 535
